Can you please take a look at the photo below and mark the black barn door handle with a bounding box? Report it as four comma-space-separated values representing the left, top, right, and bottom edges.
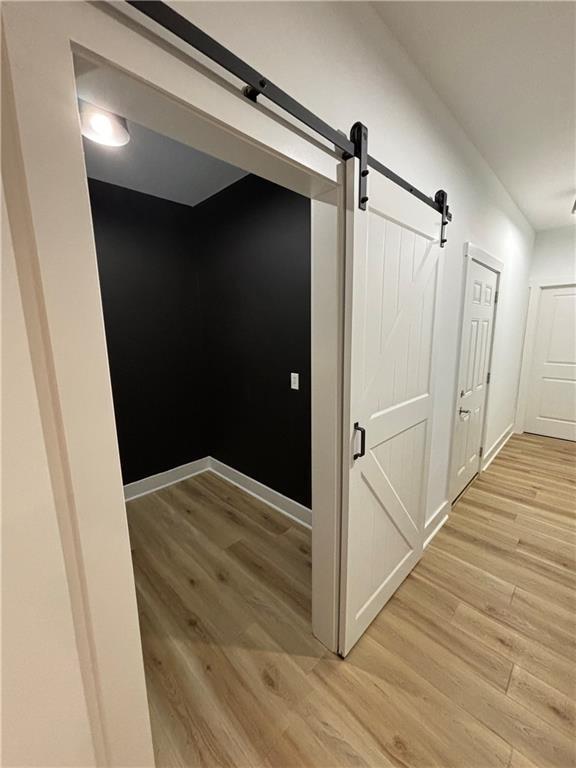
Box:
353, 422, 366, 460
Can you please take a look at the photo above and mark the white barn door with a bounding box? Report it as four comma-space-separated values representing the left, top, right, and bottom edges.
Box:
339, 160, 444, 656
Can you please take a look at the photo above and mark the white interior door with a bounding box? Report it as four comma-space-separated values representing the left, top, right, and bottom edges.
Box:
339, 160, 444, 656
525, 285, 576, 441
450, 259, 498, 498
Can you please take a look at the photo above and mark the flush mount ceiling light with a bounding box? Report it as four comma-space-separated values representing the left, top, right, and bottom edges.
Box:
79, 100, 130, 147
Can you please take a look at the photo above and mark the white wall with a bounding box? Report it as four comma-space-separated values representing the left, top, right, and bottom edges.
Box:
177, 1, 535, 516
529, 225, 576, 284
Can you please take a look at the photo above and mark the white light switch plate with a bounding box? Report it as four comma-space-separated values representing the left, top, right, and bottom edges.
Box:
291, 372, 299, 390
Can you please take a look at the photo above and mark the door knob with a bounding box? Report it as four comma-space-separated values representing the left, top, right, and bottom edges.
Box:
459, 408, 471, 415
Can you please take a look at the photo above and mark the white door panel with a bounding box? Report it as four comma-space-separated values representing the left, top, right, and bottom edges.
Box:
451, 259, 498, 499
340, 160, 443, 656
525, 286, 576, 441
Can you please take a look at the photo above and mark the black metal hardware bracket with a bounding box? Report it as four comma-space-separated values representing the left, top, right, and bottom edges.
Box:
353, 422, 366, 461
347, 122, 369, 210
243, 81, 266, 102
434, 190, 450, 247
125, 1, 452, 241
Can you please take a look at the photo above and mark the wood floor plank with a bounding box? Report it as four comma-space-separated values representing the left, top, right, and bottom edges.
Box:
430, 530, 576, 611
130, 524, 253, 644
137, 596, 262, 767
386, 587, 514, 692
129, 491, 326, 672
490, 457, 576, 487
435, 524, 576, 591
127, 433, 575, 768
508, 750, 541, 768
312, 653, 508, 768
153, 482, 245, 549
146, 678, 189, 768
372, 607, 574, 768
139, 577, 314, 764
507, 665, 576, 738
516, 531, 576, 573
507, 512, 576, 544
263, 683, 398, 768
535, 490, 576, 512
393, 570, 460, 621
469, 483, 576, 530
478, 600, 576, 666
445, 511, 520, 548
454, 495, 527, 526
278, 524, 312, 559
194, 471, 292, 535
508, 588, 576, 660
344, 634, 512, 767
454, 500, 576, 551
452, 602, 576, 697
225, 538, 311, 619
414, 546, 515, 612
513, 586, 576, 634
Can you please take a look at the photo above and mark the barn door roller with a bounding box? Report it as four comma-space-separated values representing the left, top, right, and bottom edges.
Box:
126, 1, 452, 244
347, 122, 369, 211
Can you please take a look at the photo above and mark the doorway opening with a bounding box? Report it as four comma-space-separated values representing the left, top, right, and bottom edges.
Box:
85, 119, 313, 519
74, 52, 338, 764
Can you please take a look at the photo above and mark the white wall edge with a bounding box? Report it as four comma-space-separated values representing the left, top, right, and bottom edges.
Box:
124, 456, 312, 528
208, 458, 312, 529
423, 500, 449, 548
481, 423, 514, 471
123, 457, 211, 500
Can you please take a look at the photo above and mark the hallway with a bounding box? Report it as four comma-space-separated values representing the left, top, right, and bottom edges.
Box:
128, 433, 575, 768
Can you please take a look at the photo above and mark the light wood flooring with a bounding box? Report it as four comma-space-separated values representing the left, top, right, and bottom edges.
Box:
127, 433, 576, 768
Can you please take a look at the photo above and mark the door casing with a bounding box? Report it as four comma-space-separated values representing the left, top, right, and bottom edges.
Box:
3, 3, 344, 763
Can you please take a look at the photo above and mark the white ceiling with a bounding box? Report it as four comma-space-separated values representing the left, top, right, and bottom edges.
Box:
374, 1, 576, 231
83, 118, 247, 208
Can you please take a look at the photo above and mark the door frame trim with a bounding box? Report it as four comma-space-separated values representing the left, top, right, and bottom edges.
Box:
448, 241, 503, 502
515, 277, 576, 434
3, 3, 344, 762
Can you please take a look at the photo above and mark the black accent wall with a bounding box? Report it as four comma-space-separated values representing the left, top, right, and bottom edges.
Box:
88, 179, 207, 484
88, 174, 311, 507
199, 175, 311, 508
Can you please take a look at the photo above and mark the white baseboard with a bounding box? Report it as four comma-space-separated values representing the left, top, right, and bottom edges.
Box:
123, 456, 312, 528
481, 423, 514, 471
124, 457, 211, 501
423, 500, 449, 548
209, 458, 312, 528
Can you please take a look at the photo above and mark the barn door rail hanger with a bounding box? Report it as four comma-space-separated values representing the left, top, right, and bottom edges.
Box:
125, 0, 452, 244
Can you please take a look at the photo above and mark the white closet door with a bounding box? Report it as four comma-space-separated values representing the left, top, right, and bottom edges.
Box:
525, 285, 576, 441
450, 259, 498, 498
339, 160, 444, 656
